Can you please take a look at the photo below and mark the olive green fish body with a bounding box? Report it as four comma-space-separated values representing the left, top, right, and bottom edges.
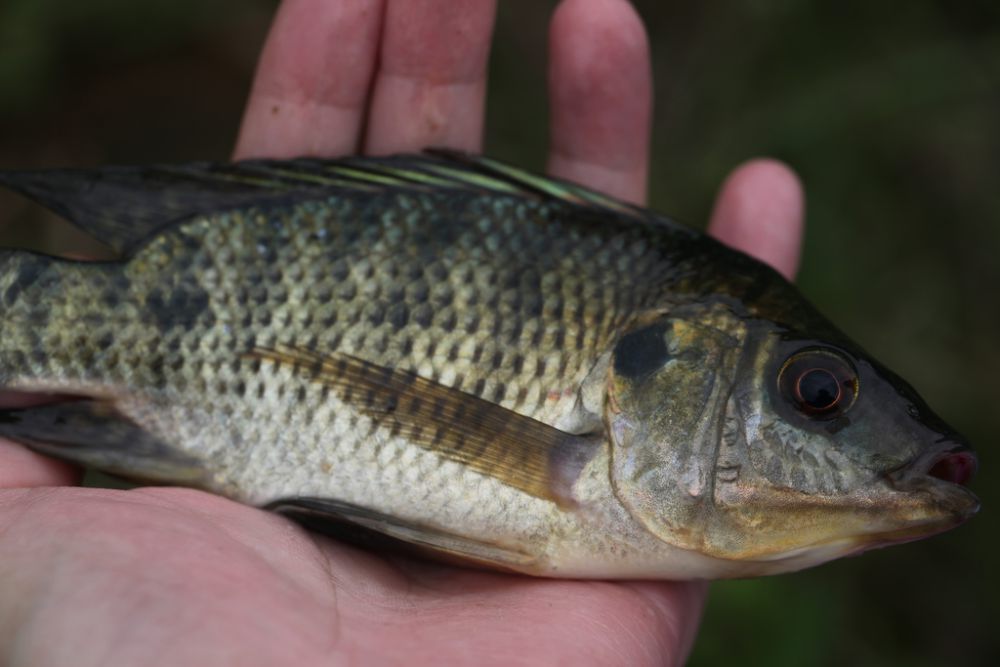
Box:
0, 153, 978, 578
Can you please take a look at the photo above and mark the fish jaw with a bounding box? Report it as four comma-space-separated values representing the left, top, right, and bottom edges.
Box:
687, 463, 980, 575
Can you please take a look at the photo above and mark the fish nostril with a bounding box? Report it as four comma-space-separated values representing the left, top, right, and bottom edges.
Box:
927, 450, 977, 487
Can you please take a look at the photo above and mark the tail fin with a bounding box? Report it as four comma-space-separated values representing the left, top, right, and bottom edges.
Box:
0, 400, 209, 486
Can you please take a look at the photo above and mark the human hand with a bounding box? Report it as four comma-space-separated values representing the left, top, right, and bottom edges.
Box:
0, 1, 803, 665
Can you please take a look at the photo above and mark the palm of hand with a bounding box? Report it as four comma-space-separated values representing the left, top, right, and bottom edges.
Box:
3, 486, 700, 664
0, 1, 803, 665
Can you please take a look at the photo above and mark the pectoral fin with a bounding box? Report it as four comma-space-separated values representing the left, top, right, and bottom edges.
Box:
250, 346, 598, 507
268, 497, 537, 571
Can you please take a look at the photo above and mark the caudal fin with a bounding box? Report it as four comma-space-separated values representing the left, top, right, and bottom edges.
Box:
0, 399, 208, 485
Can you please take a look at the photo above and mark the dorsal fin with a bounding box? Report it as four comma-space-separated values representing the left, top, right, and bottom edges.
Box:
422, 149, 645, 217
0, 152, 649, 257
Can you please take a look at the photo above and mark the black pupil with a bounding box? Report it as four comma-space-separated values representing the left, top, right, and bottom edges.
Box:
798, 369, 840, 410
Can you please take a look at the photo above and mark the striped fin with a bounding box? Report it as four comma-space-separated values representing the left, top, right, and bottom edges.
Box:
250, 345, 596, 507
422, 149, 644, 217
268, 497, 538, 572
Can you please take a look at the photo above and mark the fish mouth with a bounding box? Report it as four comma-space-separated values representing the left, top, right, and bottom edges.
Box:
925, 447, 978, 487
885, 441, 980, 522
898, 441, 978, 486
848, 444, 979, 554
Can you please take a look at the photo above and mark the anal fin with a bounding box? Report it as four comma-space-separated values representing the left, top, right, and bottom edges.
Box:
268, 497, 538, 573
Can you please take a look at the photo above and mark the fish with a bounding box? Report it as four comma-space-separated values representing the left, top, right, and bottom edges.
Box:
0, 152, 979, 579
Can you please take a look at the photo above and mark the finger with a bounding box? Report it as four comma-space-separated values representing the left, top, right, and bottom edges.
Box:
233, 0, 384, 160
623, 581, 709, 665
546, 0, 652, 204
0, 440, 80, 488
707, 158, 805, 280
363, 0, 497, 155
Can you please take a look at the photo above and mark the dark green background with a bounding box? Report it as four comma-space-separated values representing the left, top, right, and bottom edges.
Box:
0, 1, 996, 665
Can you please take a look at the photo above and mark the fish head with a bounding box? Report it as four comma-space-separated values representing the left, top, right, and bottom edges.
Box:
605, 300, 979, 575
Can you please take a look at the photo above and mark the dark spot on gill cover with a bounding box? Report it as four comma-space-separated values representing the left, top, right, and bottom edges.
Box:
613, 322, 671, 381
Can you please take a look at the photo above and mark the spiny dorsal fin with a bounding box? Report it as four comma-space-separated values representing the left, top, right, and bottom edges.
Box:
249, 345, 596, 507
422, 149, 645, 217
0, 152, 647, 257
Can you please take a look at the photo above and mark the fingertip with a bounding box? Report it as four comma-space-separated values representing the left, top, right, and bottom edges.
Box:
363, 0, 497, 155
676, 581, 709, 662
547, 0, 652, 203
623, 580, 709, 665
707, 158, 805, 280
550, 0, 650, 71
0, 439, 81, 488
234, 0, 384, 160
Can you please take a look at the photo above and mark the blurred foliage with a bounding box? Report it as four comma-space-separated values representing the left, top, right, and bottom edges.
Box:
0, 0, 997, 664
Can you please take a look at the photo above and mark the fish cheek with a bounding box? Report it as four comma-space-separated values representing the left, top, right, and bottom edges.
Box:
706, 411, 912, 560
700, 382, 872, 559
605, 314, 746, 553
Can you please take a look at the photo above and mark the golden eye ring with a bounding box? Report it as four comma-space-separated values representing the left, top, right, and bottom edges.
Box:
778, 349, 858, 419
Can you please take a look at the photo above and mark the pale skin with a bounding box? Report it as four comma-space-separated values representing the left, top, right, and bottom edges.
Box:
0, 1, 804, 665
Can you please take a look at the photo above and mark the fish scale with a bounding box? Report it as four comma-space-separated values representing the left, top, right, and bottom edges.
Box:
3, 184, 657, 506
0, 152, 979, 579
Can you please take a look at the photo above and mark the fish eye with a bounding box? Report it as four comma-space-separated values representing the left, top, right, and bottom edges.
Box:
778, 348, 858, 419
